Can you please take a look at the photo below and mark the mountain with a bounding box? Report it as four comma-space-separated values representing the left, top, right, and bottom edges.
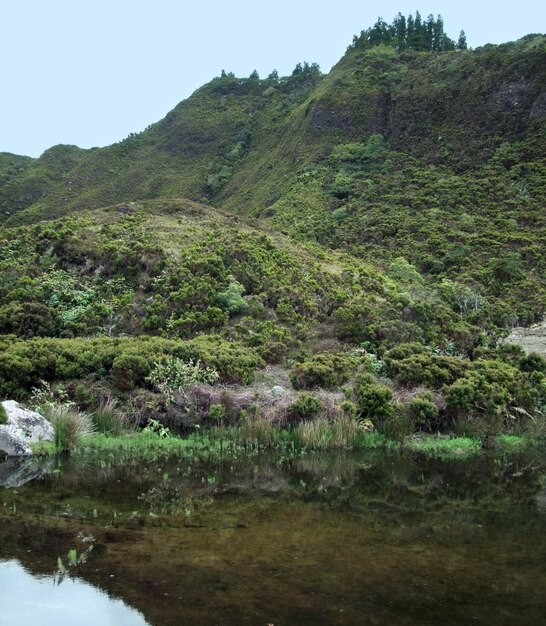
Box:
0, 18, 545, 438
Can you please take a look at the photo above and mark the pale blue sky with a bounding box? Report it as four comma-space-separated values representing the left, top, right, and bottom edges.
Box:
1, 1, 544, 157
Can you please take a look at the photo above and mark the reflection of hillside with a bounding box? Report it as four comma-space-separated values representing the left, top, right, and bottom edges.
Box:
1, 450, 544, 521
1, 468, 546, 626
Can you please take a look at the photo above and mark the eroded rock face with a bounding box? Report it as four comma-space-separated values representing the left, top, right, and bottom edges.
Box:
530, 92, 546, 119
489, 78, 531, 112
0, 401, 54, 457
505, 319, 546, 356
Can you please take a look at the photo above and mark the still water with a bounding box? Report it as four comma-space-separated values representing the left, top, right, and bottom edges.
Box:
0, 560, 147, 625
0, 448, 545, 625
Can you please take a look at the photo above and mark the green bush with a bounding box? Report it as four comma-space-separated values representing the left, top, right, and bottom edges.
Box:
407, 392, 439, 431
0, 302, 60, 338
380, 411, 414, 442
339, 400, 357, 419
290, 394, 324, 421
209, 403, 226, 421
216, 279, 248, 316
0, 336, 263, 398
0, 403, 7, 425
146, 357, 219, 403
384, 344, 467, 388
354, 378, 394, 424
519, 352, 546, 373
111, 352, 151, 391
290, 353, 353, 390
444, 359, 542, 422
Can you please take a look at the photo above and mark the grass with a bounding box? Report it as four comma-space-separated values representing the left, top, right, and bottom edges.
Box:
30, 420, 538, 462
405, 436, 482, 459
294, 414, 362, 450
92, 397, 128, 435
43, 404, 95, 454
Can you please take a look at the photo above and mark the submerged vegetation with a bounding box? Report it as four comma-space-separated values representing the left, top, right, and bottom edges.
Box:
0, 14, 545, 456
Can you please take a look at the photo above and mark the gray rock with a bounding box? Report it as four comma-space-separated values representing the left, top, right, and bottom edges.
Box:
0, 430, 32, 456
504, 318, 546, 356
270, 385, 287, 398
489, 78, 530, 112
0, 401, 54, 457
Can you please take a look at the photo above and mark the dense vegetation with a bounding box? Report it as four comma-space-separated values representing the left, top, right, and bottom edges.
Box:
351, 12, 467, 52
1, 14, 545, 450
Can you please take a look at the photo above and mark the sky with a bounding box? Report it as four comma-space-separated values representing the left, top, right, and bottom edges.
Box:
1, 1, 544, 157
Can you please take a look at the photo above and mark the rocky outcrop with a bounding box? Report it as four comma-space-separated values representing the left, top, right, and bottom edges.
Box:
0, 401, 54, 457
505, 319, 546, 356
530, 92, 546, 119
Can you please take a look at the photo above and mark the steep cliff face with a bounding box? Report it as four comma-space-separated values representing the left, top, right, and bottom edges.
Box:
1, 35, 544, 225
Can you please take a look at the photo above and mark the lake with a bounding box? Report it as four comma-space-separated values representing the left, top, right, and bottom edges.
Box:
1, 448, 545, 625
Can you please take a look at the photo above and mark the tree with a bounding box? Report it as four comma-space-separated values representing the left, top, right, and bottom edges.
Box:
457, 30, 468, 50
411, 11, 426, 50
432, 15, 445, 51
292, 62, 303, 76
393, 12, 407, 49
425, 14, 435, 50
351, 12, 459, 53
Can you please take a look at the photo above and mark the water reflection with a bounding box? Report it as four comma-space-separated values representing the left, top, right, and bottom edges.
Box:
0, 449, 545, 625
0, 560, 148, 626
0, 456, 53, 488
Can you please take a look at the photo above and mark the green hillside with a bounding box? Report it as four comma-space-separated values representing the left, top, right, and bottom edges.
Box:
0, 15, 545, 446
2, 33, 545, 322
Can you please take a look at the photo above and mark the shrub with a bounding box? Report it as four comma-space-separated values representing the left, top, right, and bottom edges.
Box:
444, 359, 542, 428
290, 353, 353, 390
519, 352, 546, 373
0, 336, 262, 397
384, 344, 467, 388
354, 378, 394, 424
146, 357, 219, 403
209, 403, 226, 421
111, 352, 151, 391
444, 379, 476, 415
330, 173, 353, 199
216, 279, 248, 316
290, 394, 324, 421
0, 301, 60, 338
354, 372, 376, 387
407, 391, 439, 431
339, 400, 357, 419
73, 383, 96, 409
